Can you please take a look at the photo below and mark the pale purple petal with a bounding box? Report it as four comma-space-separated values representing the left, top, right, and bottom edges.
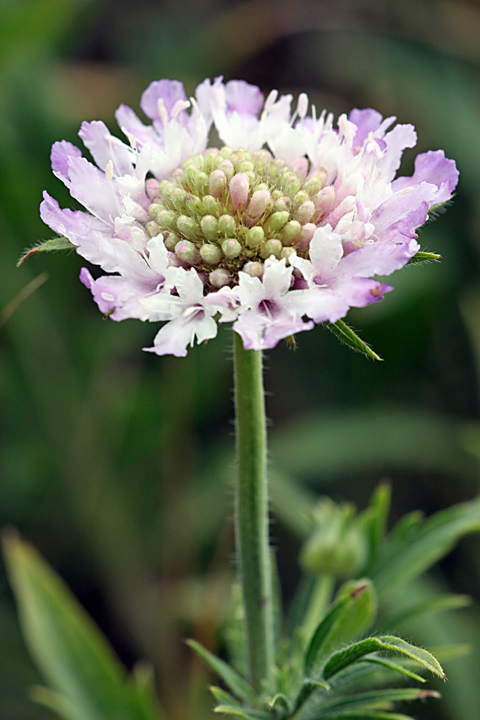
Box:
378, 124, 417, 182
348, 108, 384, 147
79, 120, 135, 175
51, 141, 82, 186
146, 310, 217, 357
66, 156, 123, 223
115, 104, 160, 147
334, 238, 419, 279
373, 182, 438, 235
225, 80, 263, 116
140, 80, 187, 121
392, 150, 459, 203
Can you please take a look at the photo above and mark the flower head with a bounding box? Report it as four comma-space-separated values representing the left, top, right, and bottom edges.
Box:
41, 78, 458, 356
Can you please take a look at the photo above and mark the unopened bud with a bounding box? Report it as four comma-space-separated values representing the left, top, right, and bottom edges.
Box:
281, 220, 302, 246
246, 190, 271, 224
177, 215, 200, 241
273, 196, 291, 213
281, 247, 296, 263
229, 173, 250, 211
218, 159, 234, 181
222, 238, 242, 259
175, 239, 201, 265
261, 239, 283, 259
218, 214, 236, 237
296, 223, 316, 252
294, 200, 315, 225
264, 211, 289, 235
243, 261, 264, 278
200, 243, 223, 264
291, 157, 309, 181
183, 194, 203, 214
152, 208, 177, 231
210, 268, 231, 287
209, 170, 227, 198
164, 233, 179, 251
314, 186, 336, 219
202, 195, 220, 216
146, 220, 160, 237
200, 215, 218, 241
246, 226, 265, 249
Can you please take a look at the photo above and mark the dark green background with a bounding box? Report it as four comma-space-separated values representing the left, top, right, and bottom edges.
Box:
1, 1, 480, 718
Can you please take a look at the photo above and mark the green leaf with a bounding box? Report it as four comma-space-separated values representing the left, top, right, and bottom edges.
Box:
214, 707, 267, 719
378, 593, 472, 632
304, 580, 377, 676
17, 237, 74, 266
186, 639, 256, 705
360, 484, 392, 568
407, 251, 441, 265
316, 687, 440, 715
3, 533, 158, 720
362, 658, 426, 683
370, 499, 480, 595
325, 320, 382, 361
127, 662, 167, 720
314, 713, 415, 720
323, 635, 444, 681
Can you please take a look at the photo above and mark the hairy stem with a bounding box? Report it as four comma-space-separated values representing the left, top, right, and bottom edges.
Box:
233, 333, 274, 694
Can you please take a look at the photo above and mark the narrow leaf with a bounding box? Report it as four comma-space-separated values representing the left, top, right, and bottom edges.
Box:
371, 499, 480, 595
317, 713, 415, 720
407, 251, 441, 265
3, 533, 137, 720
214, 707, 267, 720
304, 580, 377, 675
323, 636, 444, 681
378, 594, 471, 632
317, 687, 440, 714
325, 320, 382, 361
187, 640, 256, 704
18, 237, 74, 266
363, 658, 426, 683
360, 484, 391, 569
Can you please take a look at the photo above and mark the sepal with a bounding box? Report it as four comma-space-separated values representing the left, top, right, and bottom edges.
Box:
18, 237, 74, 266
325, 320, 382, 361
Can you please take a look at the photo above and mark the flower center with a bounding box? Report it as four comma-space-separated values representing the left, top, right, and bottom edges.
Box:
146, 147, 335, 288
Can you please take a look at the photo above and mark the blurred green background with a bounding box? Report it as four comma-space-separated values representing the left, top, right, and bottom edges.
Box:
1, 0, 480, 718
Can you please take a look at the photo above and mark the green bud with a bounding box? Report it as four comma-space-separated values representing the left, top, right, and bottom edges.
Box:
183, 194, 203, 215
177, 215, 200, 241
264, 211, 289, 235
193, 170, 209, 196
236, 160, 254, 174
299, 499, 368, 578
169, 187, 187, 212
246, 226, 265, 249
293, 191, 310, 207
164, 233, 179, 251
200, 215, 219, 241
200, 243, 223, 264
146, 220, 160, 237
219, 146, 233, 159
202, 195, 220, 217
152, 208, 177, 232
222, 238, 242, 259
273, 196, 291, 213
281, 220, 302, 245
204, 149, 220, 174
281, 246, 296, 263
218, 214, 237, 237
261, 239, 283, 259
218, 159, 234, 181
175, 239, 201, 265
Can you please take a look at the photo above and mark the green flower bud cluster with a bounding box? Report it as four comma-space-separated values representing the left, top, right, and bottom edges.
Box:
299, 498, 368, 579
147, 147, 334, 288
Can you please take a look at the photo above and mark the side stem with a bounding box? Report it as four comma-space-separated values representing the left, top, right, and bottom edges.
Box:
233, 333, 274, 694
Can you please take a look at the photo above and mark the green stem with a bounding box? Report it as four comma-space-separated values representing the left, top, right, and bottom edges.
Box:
233, 333, 274, 694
